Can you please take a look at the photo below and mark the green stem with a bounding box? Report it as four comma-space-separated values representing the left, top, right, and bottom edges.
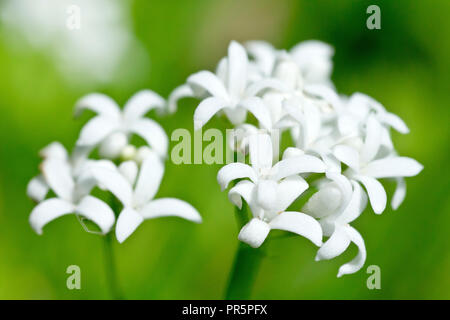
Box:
224, 203, 265, 299
103, 231, 123, 299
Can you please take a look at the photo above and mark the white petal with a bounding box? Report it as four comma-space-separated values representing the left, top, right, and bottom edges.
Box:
187, 70, 229, 100
29, 198, 75, 235
245, 40, 275, 75
128, 118, 168, 157
227, 41, 248, 99
245, 78, 287, 97
337, 225, 367, 277
98, 132, 128, 159
392, 178, 406, 210
304, 84, 342, 112
326, 172, 353, 213
115, 208, 144, 243
123, 90, 165, 121
168, 84, 193, 113
333, 145, 360, 170
361, 115, 382, 164
27, 175, 49, 202
303, 185, 341, 219
118, 161, 138, 186
39, 142, 68, 161
76, 116, 119, 147
276, 175, 309, 212
193, 97, 229, 130
238, 218, 271, 248
362, 157, 423, 178
337, 180, 367, 223
74, 93, 121, 119
270, 155, 326, 181
133, 153, 164, 207
92, 167, 133, 206
282, 147, 305, 159
249, 133, 273, 172
228, 180, 255, 209
379, 112, 409, 134
75, 196, 115, 234
256, 180, 278, 211
269, 211, 323, 246
140, 198, 202, 223
239, 97, 272, 129
217, 163, 257, 190
41, 158, 74, 201
355, 175, 387, 214
316, 226, 351, 260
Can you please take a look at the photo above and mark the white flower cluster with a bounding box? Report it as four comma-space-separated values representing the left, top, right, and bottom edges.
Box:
27, 92, 202, 243
170, 40, 423, 277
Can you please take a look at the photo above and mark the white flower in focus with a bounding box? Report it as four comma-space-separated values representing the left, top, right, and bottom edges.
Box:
29, 157, 115, 235
217, 133, 326, 248
333, 116, 423, 214
303, 172, 368, 277
92, 153, 202, 243
75, 90, 168, 159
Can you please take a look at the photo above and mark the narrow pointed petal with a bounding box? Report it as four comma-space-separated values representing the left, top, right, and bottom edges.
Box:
379, 112, 409, 134
27, 175, 49, 202
392, 178, 406, 210
337, 181, 367, 223
239, 97, 272, 129
249, 133, 273, 172
355, 175, 387, 214
217, 163, 257, 190
133, 153, 164, 207
128, 118, 168, 157
256, 180, 278, 211
361, 115, 382, 163
123, 90, 165, 121
29, 198, 75, 235
304, 84, 342, 112
168, 84, 193, 113
187, 70, 229, 100
227, 41, 248, 98
74, 93, 121, 119
269, 211, 323, 246
245, 78, 287, 97
193, 97, 229, 130
76, 196, 115, 234
41, 158, 74, 201
326, 172, 353, 213
228, 180, 255, 209
140, 198, 202, 223
39, 142, 68, 160
245, 40, 275, 75
316, 227, 351, 260
238, 218, 271, 248
337, 226, 366, 277
76, 116, 119, 147
118, 161, 138, 186
362, 157, 423, 178
270, 155, 326, 181
115, 208, 144, 243
92, 167, 133, 206
276, 175, 309, 212
333, 145, 360, 170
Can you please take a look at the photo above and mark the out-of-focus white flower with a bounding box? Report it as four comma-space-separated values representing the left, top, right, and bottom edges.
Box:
92, 153, 202, 243
75, 90, 168, 159
303, 172, 368, 277
217, 134, 325, 248
334, 116, 423, 214
29, 157, 115, 235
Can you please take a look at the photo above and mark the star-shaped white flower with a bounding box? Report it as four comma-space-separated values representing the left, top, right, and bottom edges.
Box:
333, 115, 423, 213
29, 157, 116, 235
303, 172, 368, 277
217, 133, 326, 248
92, 152, 202, 243
75, 90, 168, 159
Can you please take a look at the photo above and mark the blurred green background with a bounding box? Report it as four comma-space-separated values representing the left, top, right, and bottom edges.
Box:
0, 0, 449, 299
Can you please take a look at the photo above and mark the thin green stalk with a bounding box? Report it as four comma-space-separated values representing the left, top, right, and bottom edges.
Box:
224, 203, 265, 299
103, 232, 123, 299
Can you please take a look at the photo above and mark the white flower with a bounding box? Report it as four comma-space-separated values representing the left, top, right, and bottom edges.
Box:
75, 90, 168, 159
333, 116, 423, 213
186, 41, 285, 129
303, 172, 368, 277
217, 133, 325, 248
29, 157, 115, 235
92, 152, 202, 243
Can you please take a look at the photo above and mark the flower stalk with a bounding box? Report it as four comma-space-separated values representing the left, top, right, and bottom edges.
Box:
103, 231, 123, 299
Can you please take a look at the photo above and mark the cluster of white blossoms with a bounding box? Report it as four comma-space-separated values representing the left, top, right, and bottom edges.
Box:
27, 91, 202, 243
170, 40, 423, 277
